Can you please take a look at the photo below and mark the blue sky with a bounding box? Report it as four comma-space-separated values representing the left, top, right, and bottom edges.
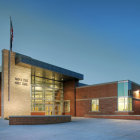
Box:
0, 0, 140, 85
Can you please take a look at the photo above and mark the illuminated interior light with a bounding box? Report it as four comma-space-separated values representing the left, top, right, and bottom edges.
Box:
35, 87, 42, 90
135, 90, 139, 98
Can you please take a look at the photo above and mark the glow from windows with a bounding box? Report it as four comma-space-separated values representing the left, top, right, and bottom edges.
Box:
91, 99, 99, 111
118, 81, 133, 112
118, 97, 132, 111
133, 90, 140, 99
31, 75, 63, 115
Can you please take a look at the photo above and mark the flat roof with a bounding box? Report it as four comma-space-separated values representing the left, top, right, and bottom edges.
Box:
77, 80, 140, 89
15, 52, 84, 80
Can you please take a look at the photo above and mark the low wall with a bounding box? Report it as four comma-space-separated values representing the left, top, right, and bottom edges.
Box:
9, 115, 71, 125
85, 114, 140, 120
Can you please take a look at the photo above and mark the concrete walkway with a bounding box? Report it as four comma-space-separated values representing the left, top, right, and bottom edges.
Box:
0, 117, 140, 140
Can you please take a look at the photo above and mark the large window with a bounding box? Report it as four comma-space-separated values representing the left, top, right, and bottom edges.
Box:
118, 97, 132, 111
31, 73, 63, 115
91, 99, 99, 111
118, 81, 132, 111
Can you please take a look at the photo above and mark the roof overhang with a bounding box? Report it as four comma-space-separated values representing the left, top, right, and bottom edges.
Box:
15, 53, 84, 81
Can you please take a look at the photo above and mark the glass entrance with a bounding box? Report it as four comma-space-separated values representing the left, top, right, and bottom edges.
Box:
45, 105, 53, 115
55, 102, 62, 115
31, 71, 64, 116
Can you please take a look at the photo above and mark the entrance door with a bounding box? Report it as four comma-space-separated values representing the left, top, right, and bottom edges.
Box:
55, 103, 62, 115
45, 105, 53, 115
45, 103, 62, 115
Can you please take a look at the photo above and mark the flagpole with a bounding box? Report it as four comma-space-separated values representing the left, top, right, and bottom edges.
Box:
8, 16, 12, 101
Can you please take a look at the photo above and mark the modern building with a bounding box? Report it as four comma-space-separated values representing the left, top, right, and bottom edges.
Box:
0, 49, 140, 119
76, 80, 140, 118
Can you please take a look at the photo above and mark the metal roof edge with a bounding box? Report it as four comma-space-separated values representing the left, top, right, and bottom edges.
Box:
15, 52, 84, 80
76, 81, 118, 89
77, 80, 140, 89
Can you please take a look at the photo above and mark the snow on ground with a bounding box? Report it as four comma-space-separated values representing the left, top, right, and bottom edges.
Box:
0, 117, 140, 140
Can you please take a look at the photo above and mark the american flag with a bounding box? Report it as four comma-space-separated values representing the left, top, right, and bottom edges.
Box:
10, 17, 13, 50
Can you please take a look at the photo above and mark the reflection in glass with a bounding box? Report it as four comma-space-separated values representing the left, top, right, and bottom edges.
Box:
31, 74, 63, 115
118, 81, 133, 112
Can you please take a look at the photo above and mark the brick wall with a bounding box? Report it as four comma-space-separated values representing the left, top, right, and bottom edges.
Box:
76, 82, 118, 117
85, 114, 140, 120
63, 80, 77, 116
131, 83, 140, 115
31, 112, 45, 116
9, 115, 71, 125
133, 100, 140, 114
2, 50, 31, 118
76, 82, 140, 117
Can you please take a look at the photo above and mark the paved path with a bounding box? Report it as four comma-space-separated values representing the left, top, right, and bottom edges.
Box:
0, 117, 140, 140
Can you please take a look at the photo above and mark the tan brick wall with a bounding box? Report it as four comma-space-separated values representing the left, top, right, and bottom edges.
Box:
2, 49, 31, 118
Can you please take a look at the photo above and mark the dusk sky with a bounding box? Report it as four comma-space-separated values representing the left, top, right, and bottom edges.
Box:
0, 0, 140, 85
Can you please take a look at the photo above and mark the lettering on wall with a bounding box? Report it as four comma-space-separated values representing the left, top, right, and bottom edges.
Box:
15, 77, 29, 86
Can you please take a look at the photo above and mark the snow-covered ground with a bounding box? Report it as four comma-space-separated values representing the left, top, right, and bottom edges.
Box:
0, 117, 140, 140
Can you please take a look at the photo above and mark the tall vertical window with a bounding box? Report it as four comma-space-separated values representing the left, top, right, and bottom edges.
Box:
91, 99, 99, 111
31, 70, 63, 115
118, 97, 132, 111
118, 81, 132, 111
64, 100, 70, 112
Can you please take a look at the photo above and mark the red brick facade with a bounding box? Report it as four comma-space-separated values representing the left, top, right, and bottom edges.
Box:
63, 80, 77, 116
72, 81, 140, 118
31, 112, 45, 116
84, 114, 140, 120
76, 82, 118, 117
132, 83, 140, 115
133, 100, 140, 114
9, 115, 71, 125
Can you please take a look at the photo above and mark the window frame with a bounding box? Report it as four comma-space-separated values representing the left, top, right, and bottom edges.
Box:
117, 96, 133, 112
64, 100, 70, 113
91, 99, 99, 112
117, 81, 133, 112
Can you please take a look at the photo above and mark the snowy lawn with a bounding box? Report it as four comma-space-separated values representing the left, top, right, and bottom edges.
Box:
0, 117, 140, 140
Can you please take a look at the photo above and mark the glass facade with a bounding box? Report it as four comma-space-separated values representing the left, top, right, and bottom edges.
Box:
118, 97, 132, 111
31, 74, 63, 115
118, 81, 132, 111
91, 99, 99, 111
